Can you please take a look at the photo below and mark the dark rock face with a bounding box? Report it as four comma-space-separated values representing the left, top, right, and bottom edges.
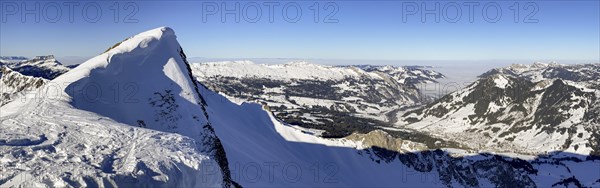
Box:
178, 48, 237, 187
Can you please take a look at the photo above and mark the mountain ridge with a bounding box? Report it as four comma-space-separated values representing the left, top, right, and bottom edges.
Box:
0, 66, 46, 106
398, 63, 600, 156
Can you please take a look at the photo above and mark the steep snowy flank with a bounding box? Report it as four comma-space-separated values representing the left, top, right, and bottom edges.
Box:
192, 61, 444, 138
0, 27, 233, 187
0, 55, 71, 80
0, 66, 46, 106
398, 63, 600, 156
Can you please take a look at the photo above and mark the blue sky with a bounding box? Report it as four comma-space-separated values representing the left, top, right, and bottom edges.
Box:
1, 0, 598, 62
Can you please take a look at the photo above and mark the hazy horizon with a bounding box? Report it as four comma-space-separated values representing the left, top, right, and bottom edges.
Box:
2, 55, 598, 66
1, 1, 598, 61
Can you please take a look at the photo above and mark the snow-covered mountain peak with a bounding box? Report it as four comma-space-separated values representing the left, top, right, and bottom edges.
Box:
31, 55, 57, 61
489, 74, 511, 89
49, 26, 210, 137
104, 27, 176, 55
532, 61, 549, 68
0, 27, 234, 187
507, 63, 528, 70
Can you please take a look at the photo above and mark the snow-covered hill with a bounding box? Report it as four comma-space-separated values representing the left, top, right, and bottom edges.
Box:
0, 27, 234, 187
192, 61, 444, 137
398, 63, 600, 156
0, 66, 46, 106
0, 55, 70, 80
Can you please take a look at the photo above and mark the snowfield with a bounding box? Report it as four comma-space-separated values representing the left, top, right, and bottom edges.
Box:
0, 105, 222, 187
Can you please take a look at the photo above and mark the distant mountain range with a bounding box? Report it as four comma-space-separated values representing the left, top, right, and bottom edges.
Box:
192, 61, 444, 138
0, 56, 29, 62
0, 56, 74, 106
398, 63, 600, 156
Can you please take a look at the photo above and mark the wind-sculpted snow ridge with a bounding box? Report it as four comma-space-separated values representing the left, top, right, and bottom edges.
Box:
0, 55, 70, 80
199, 82, 600, 187
398, 62, 600, 156
0, 27, 235, 187
192, 61, 445, 138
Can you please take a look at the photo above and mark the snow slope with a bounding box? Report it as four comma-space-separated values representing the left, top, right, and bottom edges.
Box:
0, 27, 232, 187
